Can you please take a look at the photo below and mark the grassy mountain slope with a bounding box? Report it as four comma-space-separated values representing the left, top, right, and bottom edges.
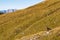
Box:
0, 0, 60, 40
20, 26, 60, 40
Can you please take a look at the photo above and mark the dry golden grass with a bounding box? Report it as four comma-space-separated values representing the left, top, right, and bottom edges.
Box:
19, 26, 60, 40
0, 0, 60, 40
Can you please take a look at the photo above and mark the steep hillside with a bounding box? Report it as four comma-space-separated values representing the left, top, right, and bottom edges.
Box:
0, 0, 60, 40
20, 26, 60, 40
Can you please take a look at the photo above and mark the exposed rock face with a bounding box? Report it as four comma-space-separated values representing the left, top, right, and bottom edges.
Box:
20, 27, 60, 40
